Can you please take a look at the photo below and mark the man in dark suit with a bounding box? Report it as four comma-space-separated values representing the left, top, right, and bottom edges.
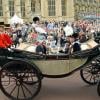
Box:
36, 41, 47, 54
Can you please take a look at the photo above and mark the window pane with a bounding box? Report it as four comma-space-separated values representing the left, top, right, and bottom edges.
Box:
9, 0, 14, 17
31, 0, 35, 13
48, 0, 55, 16
61, 0, 66, 16
20, 0, 25, 17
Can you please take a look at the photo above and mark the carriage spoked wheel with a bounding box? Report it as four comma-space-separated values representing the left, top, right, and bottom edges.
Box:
97, 81, 100, 96
0, 61, 42, 100
80, 60, 100, 85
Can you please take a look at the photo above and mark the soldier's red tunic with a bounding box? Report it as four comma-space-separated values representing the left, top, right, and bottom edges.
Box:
0, 33, 13, 48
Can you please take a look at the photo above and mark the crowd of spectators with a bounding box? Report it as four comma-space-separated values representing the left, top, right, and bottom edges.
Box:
0, 18, 100, 55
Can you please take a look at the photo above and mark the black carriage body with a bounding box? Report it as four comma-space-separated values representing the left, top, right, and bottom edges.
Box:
0, 44, 99, 78
0, 44, 100, 100
0, 48, 42, 66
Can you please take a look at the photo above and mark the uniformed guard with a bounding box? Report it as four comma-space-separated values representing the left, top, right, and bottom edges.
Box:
0, 22, 12, 48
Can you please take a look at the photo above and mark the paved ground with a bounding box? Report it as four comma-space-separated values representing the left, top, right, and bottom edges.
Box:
0, 71, 99, 100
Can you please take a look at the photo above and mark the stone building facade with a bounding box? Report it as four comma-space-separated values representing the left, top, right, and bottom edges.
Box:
0, 0, 100, 24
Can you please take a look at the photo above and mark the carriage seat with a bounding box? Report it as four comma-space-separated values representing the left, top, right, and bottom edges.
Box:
72, 44, 100, 58
0, 44, 99, 61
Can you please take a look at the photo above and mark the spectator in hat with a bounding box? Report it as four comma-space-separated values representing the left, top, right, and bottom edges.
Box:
32, 16, 40, 28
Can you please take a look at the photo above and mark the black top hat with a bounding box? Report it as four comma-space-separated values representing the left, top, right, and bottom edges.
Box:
0, 22, 4, 27
4, 24, 10, 29
33, 17, 40, 23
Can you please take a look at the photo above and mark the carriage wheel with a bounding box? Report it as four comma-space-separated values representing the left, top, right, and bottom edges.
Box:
97, 81, 100, 96
0, 61, 42, 100
80, 62, 100, 85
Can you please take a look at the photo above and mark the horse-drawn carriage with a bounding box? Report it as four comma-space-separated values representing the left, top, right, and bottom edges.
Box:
0, 39, 100, 100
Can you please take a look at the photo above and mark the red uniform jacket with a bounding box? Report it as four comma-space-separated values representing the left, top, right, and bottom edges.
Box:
0, 33, 13, 48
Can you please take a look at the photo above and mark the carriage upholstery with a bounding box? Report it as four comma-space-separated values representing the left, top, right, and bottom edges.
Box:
81, 39, 98, 50
71, 44, 100, 58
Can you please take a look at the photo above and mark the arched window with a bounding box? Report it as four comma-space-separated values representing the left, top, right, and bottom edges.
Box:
0, 0, 3, 16
9, 0, 14, 17
20, 0, 25, 17
48, 0, 55, 16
